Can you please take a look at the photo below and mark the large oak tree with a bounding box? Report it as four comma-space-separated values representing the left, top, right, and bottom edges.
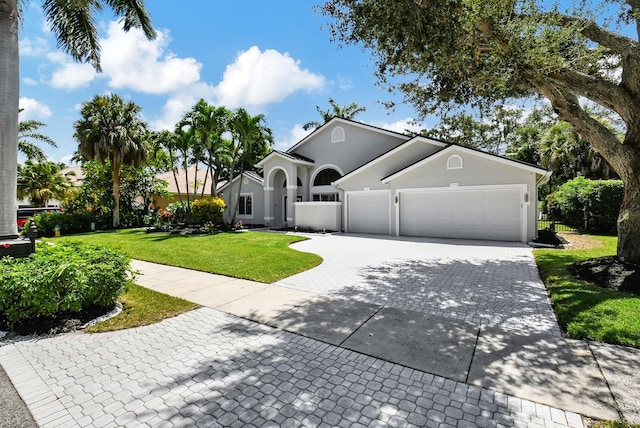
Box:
320, 0, 640, 263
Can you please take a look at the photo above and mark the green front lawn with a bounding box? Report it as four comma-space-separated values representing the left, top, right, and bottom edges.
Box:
86, 283, 200, 333
534, 235, 640, 347
51, 229, 322, 283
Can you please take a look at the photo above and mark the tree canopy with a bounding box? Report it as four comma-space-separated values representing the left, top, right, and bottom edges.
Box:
74, 93, 148, 228
320, 0, 640, 263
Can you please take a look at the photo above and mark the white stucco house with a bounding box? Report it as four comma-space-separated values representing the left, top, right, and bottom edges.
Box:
220, 118, 551, 242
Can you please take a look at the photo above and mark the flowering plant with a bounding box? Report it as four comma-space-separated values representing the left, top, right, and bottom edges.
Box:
203, 221, 216, 234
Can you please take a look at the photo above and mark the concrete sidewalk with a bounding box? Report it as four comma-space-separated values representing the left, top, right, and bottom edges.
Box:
132, 259, 640, 424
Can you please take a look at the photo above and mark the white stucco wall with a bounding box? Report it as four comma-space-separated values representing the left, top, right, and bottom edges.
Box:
294, 202, 342, 231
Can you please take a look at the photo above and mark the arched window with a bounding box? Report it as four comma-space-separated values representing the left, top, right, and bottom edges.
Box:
313, 168, 341, 186
331, 126, 345, 143
447, 154, 463, 170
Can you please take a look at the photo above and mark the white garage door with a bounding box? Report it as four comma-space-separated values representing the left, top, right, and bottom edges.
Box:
348, 192, 390, 234
399, 187, 524, 241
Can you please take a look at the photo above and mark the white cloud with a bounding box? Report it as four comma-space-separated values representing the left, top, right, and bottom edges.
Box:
149, 82, 217, 131
274, 124, 314, 151
101, 22, 201, 94
374, 118, 424, 135
215, 46, 326, 108
50, 61, 96, 89
59, 154, 77, 166
19, 97, 52, 120
19, 36, 49, 56
22, 77, 38, 85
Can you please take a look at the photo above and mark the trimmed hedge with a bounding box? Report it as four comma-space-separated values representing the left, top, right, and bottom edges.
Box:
27, 211, 94, 236
547, 177, 623, 233
0, 242, 131, 327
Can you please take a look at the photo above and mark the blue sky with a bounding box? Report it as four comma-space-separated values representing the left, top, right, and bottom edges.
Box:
17, 1, 436, 165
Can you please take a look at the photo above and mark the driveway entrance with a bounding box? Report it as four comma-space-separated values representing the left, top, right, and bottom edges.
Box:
275, 233, 561, 336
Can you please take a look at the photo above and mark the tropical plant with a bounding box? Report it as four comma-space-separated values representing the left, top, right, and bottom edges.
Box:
540, 122, 617, 184
74, 94, 149, 228
18, 109, 57, 162
17, 160, 75, 206
320, 0, 640, 263
64, 158, 168, 230
180, 100, 232, 197
0, 0, 154, 239
303, 98, 366, 130
227, 108, 273, 225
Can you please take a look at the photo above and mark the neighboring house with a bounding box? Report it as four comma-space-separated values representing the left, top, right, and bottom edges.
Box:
223, 117, 551, 242
153, 166, 226, 208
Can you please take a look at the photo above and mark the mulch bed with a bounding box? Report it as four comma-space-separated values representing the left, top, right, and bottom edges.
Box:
570, 256, 640, 296
0, 305, 113, 338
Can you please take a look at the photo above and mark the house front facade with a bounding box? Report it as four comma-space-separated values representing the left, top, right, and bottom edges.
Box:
221, 118, 550, 242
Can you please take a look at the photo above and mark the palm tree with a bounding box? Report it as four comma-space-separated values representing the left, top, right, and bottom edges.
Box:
0, 1, 155, 239
18, 109, 57, 161
17, 160, 75, 207
74, 94, 148, 228
303, 98, 366, 130
181, 100, 232, 197
228, 108, 273, 224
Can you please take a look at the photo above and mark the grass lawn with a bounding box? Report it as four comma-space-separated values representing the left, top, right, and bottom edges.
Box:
51, 229, 322, 283
534, 235, 640, 347
86, 283, 199, 333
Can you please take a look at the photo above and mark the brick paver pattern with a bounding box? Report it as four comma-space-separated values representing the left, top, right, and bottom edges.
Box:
1, 308, 582, 428
276, 235, 562, 336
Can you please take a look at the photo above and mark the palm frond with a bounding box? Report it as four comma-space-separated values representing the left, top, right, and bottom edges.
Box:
42, 0, 102, 70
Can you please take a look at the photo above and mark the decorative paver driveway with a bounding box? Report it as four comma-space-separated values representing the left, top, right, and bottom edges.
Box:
0, 308, 583, 428
276, 234, 562, 336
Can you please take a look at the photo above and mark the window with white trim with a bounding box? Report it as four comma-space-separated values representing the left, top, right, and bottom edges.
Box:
238, 194, 253, 216
447, 154, 463, 169
312, 193, 339, 202
331, 126, 345, 143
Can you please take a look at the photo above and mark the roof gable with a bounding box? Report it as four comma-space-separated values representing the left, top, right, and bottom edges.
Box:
218, 170, 263, 192
285, 117, 408, 155
255, 150, 314, 168
335, 135, 447, 185
381, 144, 548, 183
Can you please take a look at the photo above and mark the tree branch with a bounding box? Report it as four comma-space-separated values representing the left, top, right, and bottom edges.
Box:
545, 68, 638, 125
551, 14, 638, 55
531, 76, 628, 168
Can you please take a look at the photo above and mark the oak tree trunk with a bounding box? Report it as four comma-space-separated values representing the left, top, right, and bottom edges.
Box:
617, 166, 640, 264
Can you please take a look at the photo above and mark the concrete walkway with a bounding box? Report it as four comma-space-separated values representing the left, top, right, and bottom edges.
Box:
1, 235, 639, 427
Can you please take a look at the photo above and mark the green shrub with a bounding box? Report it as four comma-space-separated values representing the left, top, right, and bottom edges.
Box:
548, 177, 623, 233
192, 197, 227, 225
166, 201, 188, 223
0, 242, 131, 327
29, 211, 94, 236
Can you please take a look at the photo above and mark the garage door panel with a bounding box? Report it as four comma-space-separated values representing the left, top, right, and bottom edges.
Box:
400, 187, 523, 242
348, 193, 390, 234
